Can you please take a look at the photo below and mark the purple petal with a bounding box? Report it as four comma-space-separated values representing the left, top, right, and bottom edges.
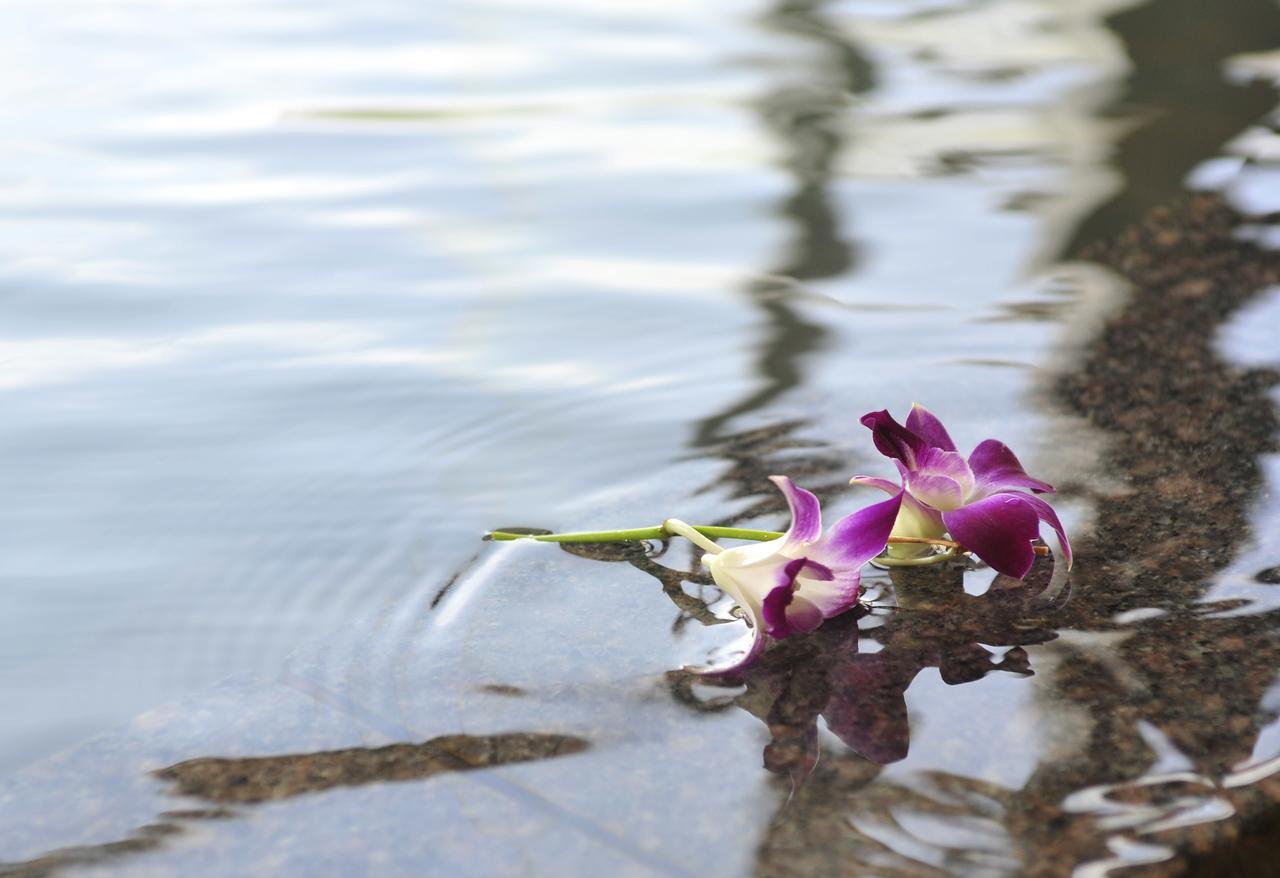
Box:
942, 493, 1041, 579
1008, 491, 1073, 570
768, 475, 822, 547
850, 475, 902, 495
820, 490, 904, 566
761, 557, 808, 634
905, 404, 957, 452
761, 559, 827, 638
968, 439, 1054, 496
860, 410, 928, 470
800, 559, 835, 581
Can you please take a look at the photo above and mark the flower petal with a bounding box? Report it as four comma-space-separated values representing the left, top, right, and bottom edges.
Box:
762, 558, 843, 637
860, 410, 928, 470
895, 491, 946, 535
707, 546, 777, 616
795, 570, 863, 619
819, 489, 904, 567
1007, 491, 1073, 570
915, 447, 976, 499
850, 475, 901, 495
905, 403, 958, 452
768, 475, 823, 548
698, 554, 770, 674
942, 493, 1041, 579
906, 473, 966, 511
968, 439, 1054, 497
763, 591, 826, 638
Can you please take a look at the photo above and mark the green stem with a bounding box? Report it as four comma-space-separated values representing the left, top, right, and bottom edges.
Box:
485, 525, 969, 566
486, 525, 783, 544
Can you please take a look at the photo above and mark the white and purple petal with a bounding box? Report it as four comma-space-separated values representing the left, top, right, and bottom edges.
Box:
761, 558, 856, 637
968, 439, 1054, 497
762, 587, 825, 638
942, 493, 1042, 579
905, 404, 958, 452
796, 569, 863, 619
905, 472, 966, 511
914, 447, 976, 499
768, 474, 823, 550
850, 475, 901, 495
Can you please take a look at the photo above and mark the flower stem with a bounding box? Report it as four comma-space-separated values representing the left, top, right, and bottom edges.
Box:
485, 526, 1048, 558
486, 525, 783, 544
872, 546, 960, 567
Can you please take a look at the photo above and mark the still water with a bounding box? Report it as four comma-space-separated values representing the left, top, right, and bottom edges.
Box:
2, 0, 1280, 874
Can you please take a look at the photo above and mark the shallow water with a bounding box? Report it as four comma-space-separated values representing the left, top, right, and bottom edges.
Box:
2, 0, 1280, 874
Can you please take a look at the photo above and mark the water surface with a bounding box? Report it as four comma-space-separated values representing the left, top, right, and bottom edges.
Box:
3, 0, 1280, 874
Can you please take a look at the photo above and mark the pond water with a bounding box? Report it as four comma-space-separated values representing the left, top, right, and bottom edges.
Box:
3, 0, 1280, 874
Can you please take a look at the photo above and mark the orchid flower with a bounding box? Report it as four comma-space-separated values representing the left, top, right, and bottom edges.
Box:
692, 475, 903, 672
851, 405, 1072, 579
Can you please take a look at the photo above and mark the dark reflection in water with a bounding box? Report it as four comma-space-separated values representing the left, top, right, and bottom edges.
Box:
0, 733, 588, 877
157, 732, 589, 804
667, 559, 1065, 783
1062, 0, 1280, 256
757, 0, 874, 281
695, 0, 872, 447
696, 420, 853, 527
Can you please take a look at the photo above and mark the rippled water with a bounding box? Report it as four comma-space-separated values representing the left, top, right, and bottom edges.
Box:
3, 0, 1280, 874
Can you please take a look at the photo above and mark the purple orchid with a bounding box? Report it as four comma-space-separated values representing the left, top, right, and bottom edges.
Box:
699, 476, 904, 673
851, 404, 1072, 579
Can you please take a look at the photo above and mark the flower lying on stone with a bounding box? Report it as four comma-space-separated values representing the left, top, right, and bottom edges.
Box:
852, 404, 1071, 579
696, 475, 903, 672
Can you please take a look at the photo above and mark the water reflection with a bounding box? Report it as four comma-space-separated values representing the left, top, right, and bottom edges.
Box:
1062, 0, 1280, 255
665, 559, 1064, 785
0, 732, 588, 876
157, 731, 589, 804
695, 0, 873, 446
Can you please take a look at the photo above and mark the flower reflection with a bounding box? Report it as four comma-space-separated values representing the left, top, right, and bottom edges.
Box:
669, 557, 1066, 784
